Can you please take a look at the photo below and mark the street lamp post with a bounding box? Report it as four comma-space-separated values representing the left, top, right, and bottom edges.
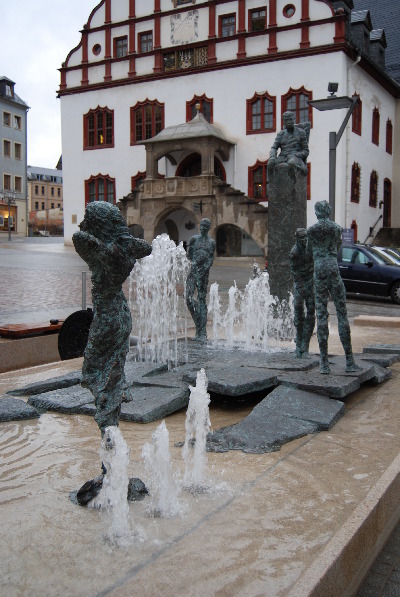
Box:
0, 188, 16, 241
308, 84, 359, 221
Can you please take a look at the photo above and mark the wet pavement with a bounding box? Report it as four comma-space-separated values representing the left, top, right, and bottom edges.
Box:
1, 237, 399, 328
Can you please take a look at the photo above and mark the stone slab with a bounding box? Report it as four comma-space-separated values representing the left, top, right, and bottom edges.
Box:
0, 334, 60, 373
326, 357, 376, 383
7, 371, 82, 396
369, 364, 393, 384
354, 315, 400, 327
363, 344, 400, 355
239, 352, 319, 371
28, 386, 94, 414
278, 369, 361, 399
262, 385, 345, 430
183, 366, 278, 396
207, 412, 315, 454
356, 352, 400, 367
120, 384, 190, 423
0, 397, 40, 422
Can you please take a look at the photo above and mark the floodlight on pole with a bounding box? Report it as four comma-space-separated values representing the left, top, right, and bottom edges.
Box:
308, 84, 359, 221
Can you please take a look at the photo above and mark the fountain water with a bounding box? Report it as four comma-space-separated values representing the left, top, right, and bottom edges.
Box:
92, 426, 141, 546
209, 269, 294, 351
130, 234, 190, 368
182, 368, 211, 492
142, 420, 182, 518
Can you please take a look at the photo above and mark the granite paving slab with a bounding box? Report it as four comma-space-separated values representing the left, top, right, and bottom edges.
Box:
7, 371, 82, 396
28, 386, 94, 414
369, 364, 393, 384
356, 352, 400, 367
120, 385, 189, 423
326, 357, 376, 383
206, 412, 315, 453
363, 344, 400, 355
238, 352, 320, 371
261, 386, 345, 430
278, 369, 361, 399
183, 366, 278, 396
0, 397, 40, 422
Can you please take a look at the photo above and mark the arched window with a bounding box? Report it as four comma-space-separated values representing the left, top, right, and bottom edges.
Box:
372, 108, 380, 145
248, 160, 268, 200
352, 95, 362, 135
130, 100, 164, 144
281, 87, 312, 125
176, 153, 226, 180
186, 94, 213, 123
85, 174, 115, 205
369, 170, 378, 207
351, 163, 361, 203
131, 171, 146, 191
246, 92, 276, 134
386, 119, 393, 154
83, 107, 114, 149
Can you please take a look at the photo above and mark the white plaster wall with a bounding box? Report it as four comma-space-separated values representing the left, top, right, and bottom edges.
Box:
135, 55, 154, 77
89, 2, 105, 28
276, 29, 301, 53
309, 0, 333, 20
276, 0, 302, 28
88, 65, 106, 85
392, 101, 400, 227
111, 1, 127, 23
112, 61, 129, 80
112, 25, 129, 41
66, 69, 82, 88
309, 22, 335, 47
66, 46, 82, 68
215, 40, 237, 62
246, 35, 269, 58
87, 31, 106, 62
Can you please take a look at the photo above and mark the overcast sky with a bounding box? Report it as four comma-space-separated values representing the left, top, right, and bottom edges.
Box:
1, 0, 97, 169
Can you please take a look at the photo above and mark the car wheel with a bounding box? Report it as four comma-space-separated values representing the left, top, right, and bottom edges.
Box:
390, 281, 400, 305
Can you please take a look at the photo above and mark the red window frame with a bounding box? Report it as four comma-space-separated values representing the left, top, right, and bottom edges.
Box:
246, 92, 276, 134
83, 107, 114, 150
248, 160, 269, 200
249, 8, 266, 32
186, 94, 213, 123
85, 174, 115, 206
372, 108, 380, 145
351, 162, 361, 203
219, 14, 236, 37
130, 100, 164, 144
139, 31, 153, 53
131, 171, 146, 191
386, 119, 393, 154
114, 36, 128, 58
369, 170, 378, 207
352, 95, 362, 135
281, 87, 313, 126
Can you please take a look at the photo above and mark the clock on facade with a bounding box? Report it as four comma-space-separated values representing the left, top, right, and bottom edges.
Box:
170, 10, 199, 45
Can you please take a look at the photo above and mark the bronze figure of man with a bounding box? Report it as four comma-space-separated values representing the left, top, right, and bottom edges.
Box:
268, 111, 309, 175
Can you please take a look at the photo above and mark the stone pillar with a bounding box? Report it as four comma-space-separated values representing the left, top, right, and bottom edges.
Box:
267, 164, 307, 301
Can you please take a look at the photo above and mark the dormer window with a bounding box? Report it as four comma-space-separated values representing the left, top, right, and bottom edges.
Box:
5, 84, 13, 97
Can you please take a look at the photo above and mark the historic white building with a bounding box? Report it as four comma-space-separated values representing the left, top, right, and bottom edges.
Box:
59, 0, 399, 253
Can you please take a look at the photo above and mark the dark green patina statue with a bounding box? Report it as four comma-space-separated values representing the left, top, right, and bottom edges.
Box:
268, 111, 309, 175
290, 228, 315, 358
73, 201, 152, 434
186, 218, 216, 341
307, 200, 361, 374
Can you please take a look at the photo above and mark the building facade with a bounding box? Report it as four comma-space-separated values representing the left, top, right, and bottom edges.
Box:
0, 77, 29, 240
27, 164, 64, 236
59, 0, 399, 252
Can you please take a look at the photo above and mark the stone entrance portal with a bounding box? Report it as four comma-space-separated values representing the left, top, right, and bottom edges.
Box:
119, 110, 268, 257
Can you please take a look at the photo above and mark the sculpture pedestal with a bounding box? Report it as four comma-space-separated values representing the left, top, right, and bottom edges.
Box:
267, 164, 307, 302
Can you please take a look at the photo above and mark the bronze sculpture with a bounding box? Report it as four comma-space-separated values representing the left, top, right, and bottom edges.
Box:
268, 111, 309, 175
289, 228, 315, 358
73, 201, 152, 434
186, 218, 216, 341
307, 200, 360, 374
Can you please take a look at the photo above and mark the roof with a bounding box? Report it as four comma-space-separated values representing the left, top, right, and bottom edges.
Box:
370, 29, 387, 47
352, 0, 400, 82
143, 111, 235, 145
351, 9, 372, 28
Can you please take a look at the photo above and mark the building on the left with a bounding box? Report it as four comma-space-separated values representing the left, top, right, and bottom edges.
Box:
0, 76, 29, 240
